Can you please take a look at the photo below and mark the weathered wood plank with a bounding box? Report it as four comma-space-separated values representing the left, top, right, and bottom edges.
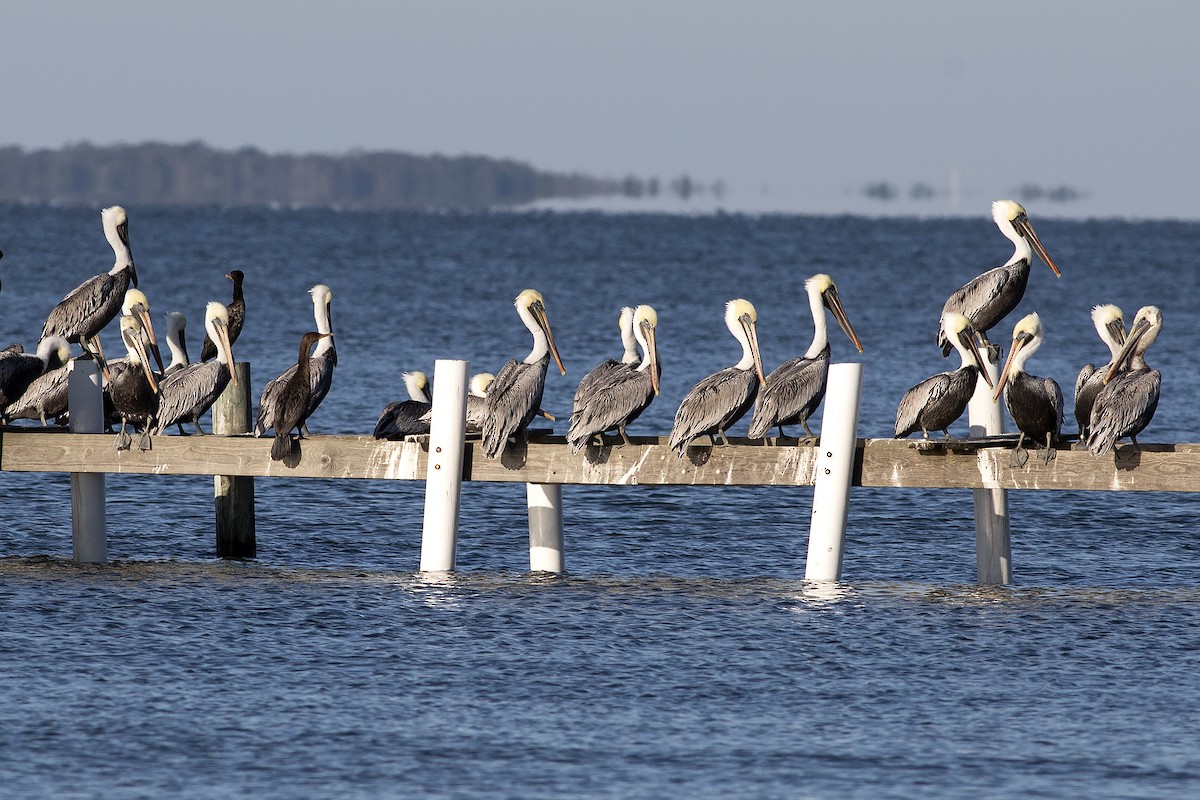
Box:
4, 427, 1200, 492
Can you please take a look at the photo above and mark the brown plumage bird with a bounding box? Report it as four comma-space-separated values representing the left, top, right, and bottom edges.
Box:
201, 270, 245, 361
270, 331, 329, 461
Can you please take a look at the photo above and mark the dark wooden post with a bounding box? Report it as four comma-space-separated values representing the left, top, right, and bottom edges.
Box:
212, 361, 256, 558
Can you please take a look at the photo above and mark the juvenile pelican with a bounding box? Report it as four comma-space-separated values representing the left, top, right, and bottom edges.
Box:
1, 343, 76, 426
669, 298, 766, 456
270, 331, 331, 461
163, 311, 190, 375
895, 313, 994, 439
937, 200, 1061, 357
748, 274, 863, 442
373, 371, 432, 440
567, 304, 659, 452
255, 284, 336, 436
200, 270, 245, 361
41, 206, 140, 366
572, 306, 639, 411
1086, 306, 1162, 456
0, 336, 70, 409
154, 303, 237, 436
482, 288, 566, 459
993, 313, 1063, 465
1073, 304, 1126, 440
108, 314, 160, 451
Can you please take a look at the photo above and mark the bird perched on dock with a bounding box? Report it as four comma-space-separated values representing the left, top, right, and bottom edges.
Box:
162, 311, 190, 375
669, 298, 766, 456
200, 270, 244, 361
568, 304, 660, 452
373, 371, 432, 440
937, 200, 1061, 358
895, 313, 994, 439
108, 314, 160, 451
2, 343, 79, 427
0, 336, 70, 410
464, 372, 495, 434
154, 303, 237, 436
749, 273, 863, 443
270, 331, 331, 461
993, 313, 1063, 465
41, 206, 140, 367
1086, 305, 1162, 456
481, 288, 566, 459
1073, 304, 1126, 441
572, 306, 639, 411
256, 284, 336, 437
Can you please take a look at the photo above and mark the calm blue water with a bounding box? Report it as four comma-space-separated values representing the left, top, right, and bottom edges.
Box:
1, 205, 1199, 798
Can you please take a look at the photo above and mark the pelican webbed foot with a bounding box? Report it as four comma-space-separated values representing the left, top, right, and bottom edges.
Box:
137, 429, 153, 451
1010, 432, 1029, 468
114, 426, 132, 451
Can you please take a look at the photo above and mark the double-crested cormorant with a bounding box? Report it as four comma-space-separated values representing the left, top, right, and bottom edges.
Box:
270, 331, 331, 461
200, 270, 244, 361
373, 371, 432, 440
749, 273, 863, 442
669, 298, 765, 456
895, 313, 994, 439
993, 312, 1063, 464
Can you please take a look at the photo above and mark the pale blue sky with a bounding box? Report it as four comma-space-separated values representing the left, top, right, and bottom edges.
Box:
4, 1, 1197, 218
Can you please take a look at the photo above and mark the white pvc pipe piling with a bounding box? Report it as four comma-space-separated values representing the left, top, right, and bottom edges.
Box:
968, 352, 1012, 584
527, 483, 564, 573
805, 362, 864, 581
419, 359, 469, 573
68, 359, 107, 564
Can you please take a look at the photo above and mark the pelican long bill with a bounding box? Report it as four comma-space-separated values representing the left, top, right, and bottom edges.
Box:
1012, 213, 1061, 277
823, 284, 864, 353
1104, 314, 1154, 383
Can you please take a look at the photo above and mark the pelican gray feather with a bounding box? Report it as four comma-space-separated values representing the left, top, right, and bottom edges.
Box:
255, 284, 336, 436
0, 336, 70, 409
749, 273, 864, 441
937, 200, 1061, 356
155, 303, 237, 435
993, 313, 1063, 464
567, 304, 659, 452
481, 289, 566, 459
373, 371, 432, 439
669, 299, 766, 456
1086, 306, 1162, 456
2, 348, 76, 426
572, 306, 639, 410
1073, 304, 1126, 440
895, 313, 994, 439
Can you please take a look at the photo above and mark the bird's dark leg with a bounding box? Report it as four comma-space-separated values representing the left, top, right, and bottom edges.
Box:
175, 422, 189, 436
1010, 432, 1029, 468
114, 419, 132, 451
193, 419, 208, 435
618, 426, 631, 447
1129, 435, 1140, 453
716, 429, 730, 446
137, 426, 153, 451
1041, 433, 1056, 464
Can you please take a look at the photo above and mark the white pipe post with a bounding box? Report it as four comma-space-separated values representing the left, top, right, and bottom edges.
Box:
419, 359, 468, 573
805, 362, 863, 581
68, 359, 107, 564
969, 352, 1012, 584
528, 482, 564, 573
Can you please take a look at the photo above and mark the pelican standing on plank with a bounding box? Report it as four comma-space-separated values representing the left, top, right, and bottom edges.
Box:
200, 270, 244, 361
937, 200, 1061, 357
256, 284, 336, 436
481, 289, 566, 459
1073, 304, 1126, 441
41, 206, 140, 366
895, 313, 994, 439
270, 331, 331, 461
1086, 306, 1162, 456
154, 303, 237, 436
373, 371, 432, 440
108, 314, 160, 451
993, 313, 1063, 465
567, 304, 659, 452
0, 336, 70, 409
572, 306, 639, 411
1, 342, 77, 426
669, 298, 766, 456
748, 274, 863, 442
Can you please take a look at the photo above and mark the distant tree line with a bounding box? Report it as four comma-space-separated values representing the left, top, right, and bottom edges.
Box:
0, 141, 708, 210
862, 180, 1085, 203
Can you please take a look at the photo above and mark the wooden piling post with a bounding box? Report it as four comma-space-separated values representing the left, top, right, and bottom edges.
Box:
969, 353, 1011, 584
805, 362, 864, 581
68, 359, 107, 563
528, 483, 564, 573
420, 359, 469, 572
212, 362, 256, 558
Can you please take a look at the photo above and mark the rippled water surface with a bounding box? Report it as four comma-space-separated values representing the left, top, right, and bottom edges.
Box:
2, 205, 1199, 798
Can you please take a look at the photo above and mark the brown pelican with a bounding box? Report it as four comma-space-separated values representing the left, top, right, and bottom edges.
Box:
270, 331, 330, 461
373, 371, 432, 440
1086, 305, 1162, 456
572, 306, 639, 411
567, 304, 659, 452
1073, 304, 1126, 440
163, 311, 190, 374
109, 314, 160, 451
669, 298, 766, 456
937, 200, 1061, 357
1, 343, 77, 426
103, 288, 165, 375
0, 336, 71, 409
992, 313, 1063, 465
154, 303, 237, 436
895, 313, 994, 439
481, 288, 566, 459
464, 372, 495, 433
255, 284, 336, 437
200, 270, 244, 361
748, 273, 864, 442
41, 206, 140, 367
